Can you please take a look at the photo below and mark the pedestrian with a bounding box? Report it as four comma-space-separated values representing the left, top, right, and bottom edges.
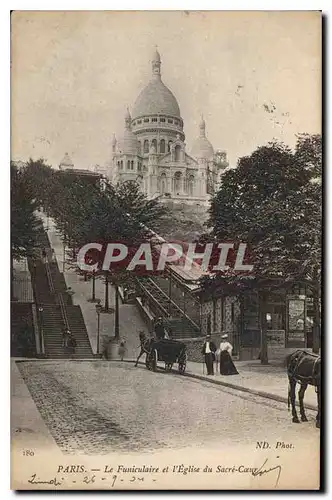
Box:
217, 334, 239, 375
201, 334, 217, 375
62, 328, 71, 348
68, 334, 77, 359
118, 340, 126, 361
66, 287, 75, 305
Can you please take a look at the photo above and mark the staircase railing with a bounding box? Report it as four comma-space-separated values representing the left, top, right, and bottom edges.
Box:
45, 259, 70, 331
146, 278, 201, 331
137, 279, 170, 318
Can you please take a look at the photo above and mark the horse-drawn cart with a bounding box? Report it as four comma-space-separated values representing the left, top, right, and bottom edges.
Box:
145, 338, 187, 374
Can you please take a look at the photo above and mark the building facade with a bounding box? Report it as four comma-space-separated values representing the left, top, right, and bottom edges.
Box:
108, 49, 228, 205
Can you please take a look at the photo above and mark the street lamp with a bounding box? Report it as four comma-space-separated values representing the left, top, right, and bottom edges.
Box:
95, 302, 103, 355
63, 239, 66, 273
38, 306, 44, 353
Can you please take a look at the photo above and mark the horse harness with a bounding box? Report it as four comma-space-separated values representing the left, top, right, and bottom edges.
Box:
288, 350, 320, 389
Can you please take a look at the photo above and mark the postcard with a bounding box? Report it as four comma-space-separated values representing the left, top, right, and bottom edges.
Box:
11, 10, 322, 490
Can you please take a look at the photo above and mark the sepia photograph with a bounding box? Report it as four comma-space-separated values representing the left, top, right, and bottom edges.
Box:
10, 10, 322, 490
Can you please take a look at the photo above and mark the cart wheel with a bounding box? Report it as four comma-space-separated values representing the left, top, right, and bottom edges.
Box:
151, 349, 158, 372
146, 351, 154, 370
178, 353, 187, 374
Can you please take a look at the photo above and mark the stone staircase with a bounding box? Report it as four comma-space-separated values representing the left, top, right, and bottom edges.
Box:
40, 304, 94, 359
27, 228, 94, 359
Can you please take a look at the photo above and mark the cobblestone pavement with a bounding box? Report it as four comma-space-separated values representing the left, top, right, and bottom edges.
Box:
17, 361, 319, 456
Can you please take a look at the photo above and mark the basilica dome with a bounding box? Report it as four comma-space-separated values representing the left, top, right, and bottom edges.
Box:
191, 117, 214, 160
133, 80, 181, 119
132, 49, 181, 119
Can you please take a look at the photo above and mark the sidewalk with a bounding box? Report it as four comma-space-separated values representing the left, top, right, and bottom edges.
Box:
182, 359, 318, 410
11, 360, 57, 449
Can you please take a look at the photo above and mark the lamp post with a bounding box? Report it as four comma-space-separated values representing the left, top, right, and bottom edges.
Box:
62, 239, 66, 273
114, 284, 120, 340
95, 302, 102, 355
38, 306, 44, 354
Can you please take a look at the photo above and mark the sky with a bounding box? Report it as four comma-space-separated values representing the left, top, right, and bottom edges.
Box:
11, 10, 321, 169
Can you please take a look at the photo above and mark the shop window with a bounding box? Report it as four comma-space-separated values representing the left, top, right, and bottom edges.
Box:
266, 305, 285, 330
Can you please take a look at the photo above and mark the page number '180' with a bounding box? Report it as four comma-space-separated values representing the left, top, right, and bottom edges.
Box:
23, 450, 35, 456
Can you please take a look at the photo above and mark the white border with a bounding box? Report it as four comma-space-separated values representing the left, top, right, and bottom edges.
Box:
2, 4, 329, 499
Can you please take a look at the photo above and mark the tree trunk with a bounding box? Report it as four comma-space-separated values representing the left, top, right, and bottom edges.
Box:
92, 271, 96, 301
104, 272, 109, 311
114, 284, 120, 339
11, 254, 15, 300
259, 291, 269, 365
312, 269, 321, 354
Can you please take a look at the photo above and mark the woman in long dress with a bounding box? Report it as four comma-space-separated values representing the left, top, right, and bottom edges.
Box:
218, 334, 239, 375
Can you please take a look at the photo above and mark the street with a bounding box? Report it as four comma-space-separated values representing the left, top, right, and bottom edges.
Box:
17, 360, 319, 456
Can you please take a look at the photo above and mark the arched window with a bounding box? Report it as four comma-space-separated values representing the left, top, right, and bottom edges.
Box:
175, 145, 181, 162
144, 140, 149, 153
131, 160, 134, 170
188, 175, 195, 196
138, 162, 142, 172
127, 160, 130, 170
117, 161, 120, 168
173, 171, 182, 194
151, 139, 157, 152
120, 160, 123, 169
168, 141, 173, 153
137, 141, 141, 154
160, 173, 167, 194
160, 139, 165, 154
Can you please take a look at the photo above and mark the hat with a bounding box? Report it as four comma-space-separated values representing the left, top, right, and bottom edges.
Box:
221, 334, 228, 339
206, 333, 211, 338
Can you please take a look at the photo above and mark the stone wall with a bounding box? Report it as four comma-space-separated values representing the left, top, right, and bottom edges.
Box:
179, 335, 221, 363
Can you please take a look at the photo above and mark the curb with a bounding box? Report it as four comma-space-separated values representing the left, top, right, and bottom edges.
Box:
126, 359, 318, 412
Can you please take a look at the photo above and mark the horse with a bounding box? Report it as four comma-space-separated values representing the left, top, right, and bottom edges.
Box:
134, 332, 152, 366
286, 350, 321, 428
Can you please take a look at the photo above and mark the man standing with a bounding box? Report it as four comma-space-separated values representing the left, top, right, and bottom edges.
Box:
201, 334, 217, 375
154, 317, 165, 340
